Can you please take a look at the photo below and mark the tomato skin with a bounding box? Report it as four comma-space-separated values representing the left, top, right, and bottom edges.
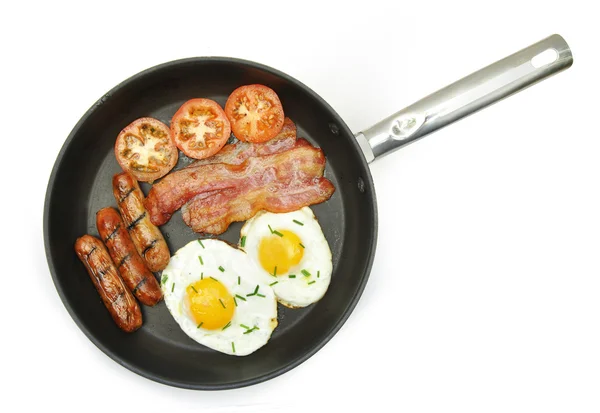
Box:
225, 84, 285, 143
170, 98, 231, 160
114, 117, 178, 182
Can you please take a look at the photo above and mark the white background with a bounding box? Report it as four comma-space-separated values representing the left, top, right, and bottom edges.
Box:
2, 0, 599, 411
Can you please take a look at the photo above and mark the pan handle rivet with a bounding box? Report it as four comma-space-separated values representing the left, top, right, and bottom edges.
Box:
391, 114, 424, 139
328, 123, 340, 135
357, 177, 365, 193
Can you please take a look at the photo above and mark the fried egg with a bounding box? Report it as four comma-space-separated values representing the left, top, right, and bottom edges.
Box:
239, 207, 333, 308
161, 239, 277, 356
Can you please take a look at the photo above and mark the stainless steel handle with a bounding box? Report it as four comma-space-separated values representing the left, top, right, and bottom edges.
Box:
355, 34, 573, 163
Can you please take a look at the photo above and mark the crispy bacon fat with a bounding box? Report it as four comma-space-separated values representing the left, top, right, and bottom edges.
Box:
144, 145, 334, 228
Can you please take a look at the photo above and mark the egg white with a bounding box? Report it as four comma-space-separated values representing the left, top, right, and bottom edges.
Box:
239, 207, 333, 308
161, 239, 277, 356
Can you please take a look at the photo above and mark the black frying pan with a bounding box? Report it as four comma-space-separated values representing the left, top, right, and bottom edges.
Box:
44, 35, 572, 390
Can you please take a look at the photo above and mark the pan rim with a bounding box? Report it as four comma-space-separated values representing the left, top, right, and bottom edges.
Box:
43, 56, 378, 390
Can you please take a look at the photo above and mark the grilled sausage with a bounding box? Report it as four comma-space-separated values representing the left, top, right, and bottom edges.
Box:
74, 235, 142, 332
113, 172, 170, 272
96, 207, 163, 306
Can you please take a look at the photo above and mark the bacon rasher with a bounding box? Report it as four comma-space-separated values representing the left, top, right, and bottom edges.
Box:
144, 145, 333, 226
187, 117, 298, 167
182, 174, 334, 234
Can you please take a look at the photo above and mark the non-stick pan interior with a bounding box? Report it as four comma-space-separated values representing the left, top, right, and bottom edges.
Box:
44, 58, 377, 389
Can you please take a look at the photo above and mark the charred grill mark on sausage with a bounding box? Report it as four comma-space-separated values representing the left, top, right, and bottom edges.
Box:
119, 187, 135, 203
117, 253, 131, 268
85, 246, 97, 259
132, 278, 147, 294
103, 224, 121, 243
142, 239, 158, 256
127, 212, 146, 230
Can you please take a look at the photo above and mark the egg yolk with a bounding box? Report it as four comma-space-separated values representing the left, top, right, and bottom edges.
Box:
185, 278, 234, 330
258, 229, 304, 275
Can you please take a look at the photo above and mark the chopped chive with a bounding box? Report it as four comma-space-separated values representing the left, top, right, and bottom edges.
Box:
243, 326, 260, 334
299, 243, 305, 249
197, 239, 205, 249
246, 285, 260, 297
231, 342, 235, 353
253, 285, 259, 294
210, 276, 218, 281
317, 270, 320, 278
308, 280, 316, 285
268, 224, 274, 233
218, 266, 225, 272
289, 274, 296, 278
162, 275, 168, 285
222, 321, 231, 330
301, 269, 311, 277
234, 297, 238, 307
272, 266, 277, 277
237, 276, 240, 285
293, 219, 304, 226
269, 281, 279, 286
240, 324, 250, 330
171, 283, 175, 292
190, 286, 198, 293
219, 298, 226, 309
235, 294, 246, 301
256, 293, 266, 298
198, 256, 204, 265
240, 236, 246, 248
197, 322, 204, 329
273, 230, 284, 237
201, 272, 204, 280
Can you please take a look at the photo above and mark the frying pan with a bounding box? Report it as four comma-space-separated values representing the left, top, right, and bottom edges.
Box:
44, 34, 573, 390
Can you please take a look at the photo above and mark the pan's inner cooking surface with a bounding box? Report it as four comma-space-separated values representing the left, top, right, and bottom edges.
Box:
86, 102, 345, 351
47, 60, 375, 387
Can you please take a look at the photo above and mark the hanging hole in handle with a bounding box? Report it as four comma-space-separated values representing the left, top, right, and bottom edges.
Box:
531, 48, 559, 68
